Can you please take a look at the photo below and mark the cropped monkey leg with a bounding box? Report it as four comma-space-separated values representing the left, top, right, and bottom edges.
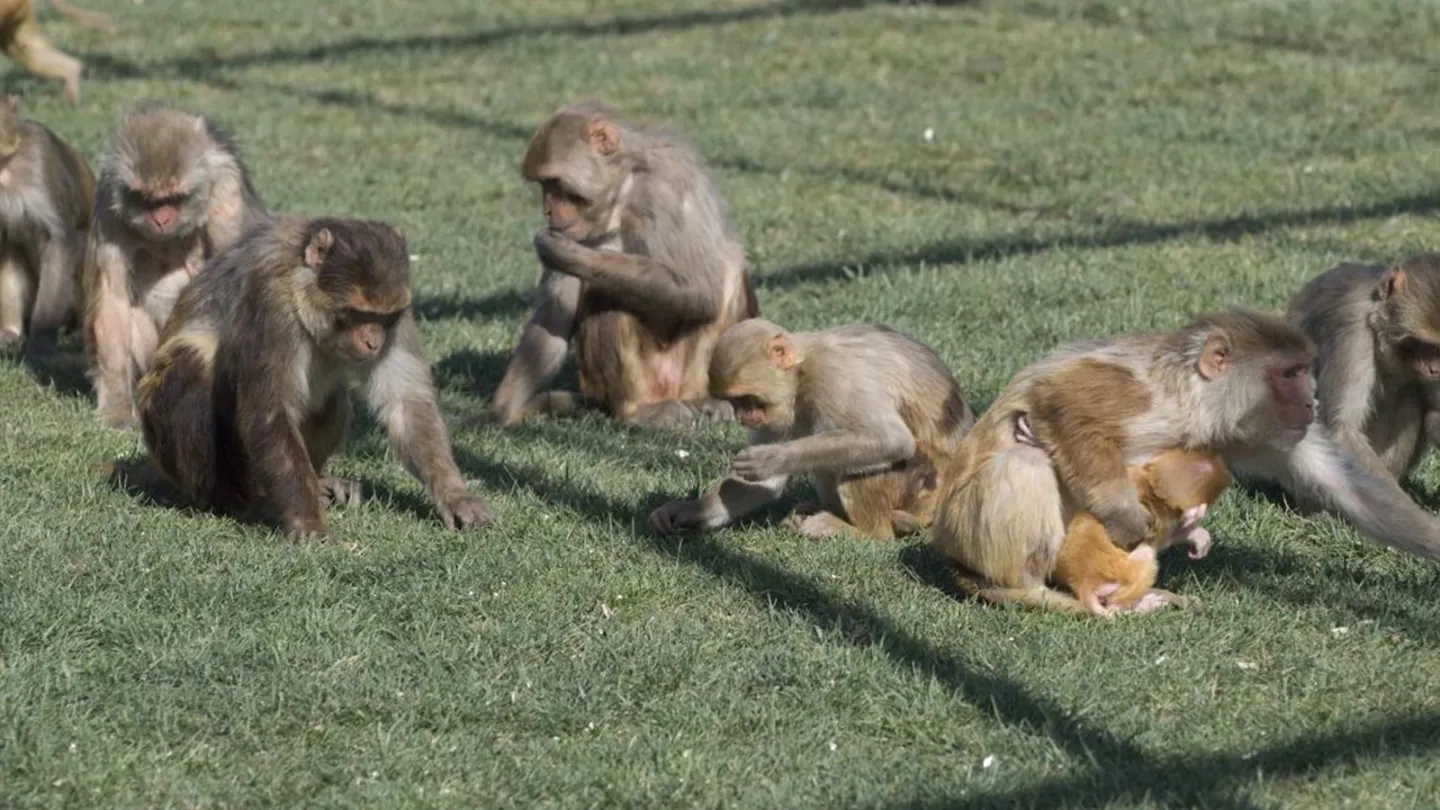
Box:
138, 342, 223, 507
0, 254, 32, 340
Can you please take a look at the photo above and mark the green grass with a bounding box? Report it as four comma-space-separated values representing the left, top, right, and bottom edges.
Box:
3, 0, 1440, 807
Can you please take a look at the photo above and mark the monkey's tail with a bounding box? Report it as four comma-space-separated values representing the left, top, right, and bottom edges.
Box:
952, 565, 1091, 615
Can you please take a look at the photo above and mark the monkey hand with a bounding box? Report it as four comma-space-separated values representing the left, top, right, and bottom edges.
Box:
97, 400, 139, 430
532, 229, 592, 278
1183, 526, 1213, 559
650, 500, 708, 535
731, 444, 788, 482
437, 491, 493, 532
1098, 498, 1155, 547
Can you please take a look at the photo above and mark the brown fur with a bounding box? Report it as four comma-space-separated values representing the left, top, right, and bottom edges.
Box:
650, 319, 974, 540
0, 94, 93, 350
935, 307, 1440, 618
83, 103, 267, 428
491, 101, 757, 428
1284, 255, 1440, 496
1053, 449, 1232, 617
0, 0, 112, 105
137, 215, 491, 539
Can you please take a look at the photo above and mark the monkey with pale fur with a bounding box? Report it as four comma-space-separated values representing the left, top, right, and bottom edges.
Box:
84, 103, 267, 428
650, 319, 973, 540
1278, 254, 1440, 507
492, 101, 757, 428
138, 215, 492, 539
0, 94, 93, 352
933, 309, 1440, 616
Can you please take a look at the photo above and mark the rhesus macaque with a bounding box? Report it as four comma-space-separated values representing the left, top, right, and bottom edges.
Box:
1283, 254, 1440, 502
490, 101, 758, 429
0, 0, 114, 105
649, 319, 974, 540
0, 94, 93, 351
933, 309, 1440, 616
137, 216, 492, 539
84, 103, 267, 428
1048, 439, 1232, 617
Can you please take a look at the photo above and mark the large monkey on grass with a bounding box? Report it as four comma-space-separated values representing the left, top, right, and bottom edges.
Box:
490, 102, 758, 429
934, 309, 1440, 615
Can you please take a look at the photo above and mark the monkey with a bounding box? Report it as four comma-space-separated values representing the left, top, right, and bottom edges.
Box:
490, 101, 758, 429
0, 0, 114, 105
1281, 254, 1440, 505
0, 93, 93, 352
930, 308, 1440, 616
1047, 439, 1233, 617
84, 103, 267, 428
137, 215, 492, 540
648, 318, 974, 540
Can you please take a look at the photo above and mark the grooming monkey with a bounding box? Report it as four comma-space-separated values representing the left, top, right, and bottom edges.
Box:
84, 103, 267, 428
491, 101, 758, 429
1281, 254, 1440, 504
933, 309, 1440, 616
0, 93, 93, 351
649, 319, 974, 540
138, 215, 492, 539
0, 0, 115, 105
1048, 440, 1232, 617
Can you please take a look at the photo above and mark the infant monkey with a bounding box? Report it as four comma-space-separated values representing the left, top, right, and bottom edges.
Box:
1017, 415, 1232, 616
650, 319, 973, 540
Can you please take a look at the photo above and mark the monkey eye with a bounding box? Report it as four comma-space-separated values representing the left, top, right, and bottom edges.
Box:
729, 395, 765, 412
1282, 364, 1310, 379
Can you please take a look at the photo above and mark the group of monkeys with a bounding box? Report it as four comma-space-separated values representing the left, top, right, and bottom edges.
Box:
3, 94, 1440, 619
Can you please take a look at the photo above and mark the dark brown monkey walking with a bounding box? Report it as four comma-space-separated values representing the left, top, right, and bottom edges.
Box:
138, 215, 492, 539
491, 102, 758, 428
650, 319, 973, 540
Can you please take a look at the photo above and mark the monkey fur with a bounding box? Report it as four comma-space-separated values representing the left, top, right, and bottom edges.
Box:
491, 101, 758, 429
138, 215, 492, 539
0, 0, 113, 105
0, 93, 93, 351
84, 102, 268, 428
932, 308, 1440, 616
650, 318, 974, 540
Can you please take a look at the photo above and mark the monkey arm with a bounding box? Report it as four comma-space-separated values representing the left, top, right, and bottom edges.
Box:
492, 270, 580, 425
651, 474, 790, 533
203, 164, 249, 255
731, 424, 916, 482
85, 239, 139, 425
28, 229, 79, 345
368, 317, 491, 530
532, 230, 719, 324
1233, 430, 1440, 562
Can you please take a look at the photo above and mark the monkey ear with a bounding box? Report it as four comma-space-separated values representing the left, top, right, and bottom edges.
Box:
1377, 267, 1405, 301
304, 228, 334, 269
766, 333, 797, 371
585, 117, 621, 156
1197, 331, 1231, 380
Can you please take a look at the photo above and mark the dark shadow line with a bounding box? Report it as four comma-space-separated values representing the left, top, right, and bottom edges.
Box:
888, 712, 1440, 810
83, 1, 887, 79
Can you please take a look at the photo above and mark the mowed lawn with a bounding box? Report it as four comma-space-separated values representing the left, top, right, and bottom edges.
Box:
4, 0, 1440, 807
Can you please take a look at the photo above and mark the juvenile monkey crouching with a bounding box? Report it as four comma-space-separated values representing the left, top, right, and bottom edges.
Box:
649, 318, 974, 540
138, 215, 492, 540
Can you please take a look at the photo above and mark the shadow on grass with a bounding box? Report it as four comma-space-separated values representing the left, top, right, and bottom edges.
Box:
432, 347, 512, 396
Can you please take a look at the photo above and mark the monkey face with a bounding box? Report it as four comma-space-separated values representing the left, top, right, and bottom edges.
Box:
330, 309, 402, 365
537, 178, 607, 242
727, 393, 771, 429
124, 184, 200, 240
1263, 354, 1316, 444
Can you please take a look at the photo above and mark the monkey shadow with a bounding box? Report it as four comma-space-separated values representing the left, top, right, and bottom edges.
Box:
4, 338, 92, 401
415, 291, 532, 323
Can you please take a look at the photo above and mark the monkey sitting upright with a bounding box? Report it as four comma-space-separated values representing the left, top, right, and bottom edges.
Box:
138, 215, 492, 540
0, 93, 93, 352
649, 318, 974, 540
1283, 254, 1440, 506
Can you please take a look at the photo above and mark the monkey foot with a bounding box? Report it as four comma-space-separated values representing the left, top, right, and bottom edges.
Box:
437, 492, 493, 531
318, 476, 364, 508
785, 509, 855, 540
1126, 589, 1191, 614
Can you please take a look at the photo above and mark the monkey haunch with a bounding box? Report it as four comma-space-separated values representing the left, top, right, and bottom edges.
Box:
138, 216, 492, 539
0, 94, 93, 351
1283, 255, 1440, 502
934, 309, 1440, 616
650, 319, 974, 540
84, 103, 267, 428
491, 102, 757, 429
